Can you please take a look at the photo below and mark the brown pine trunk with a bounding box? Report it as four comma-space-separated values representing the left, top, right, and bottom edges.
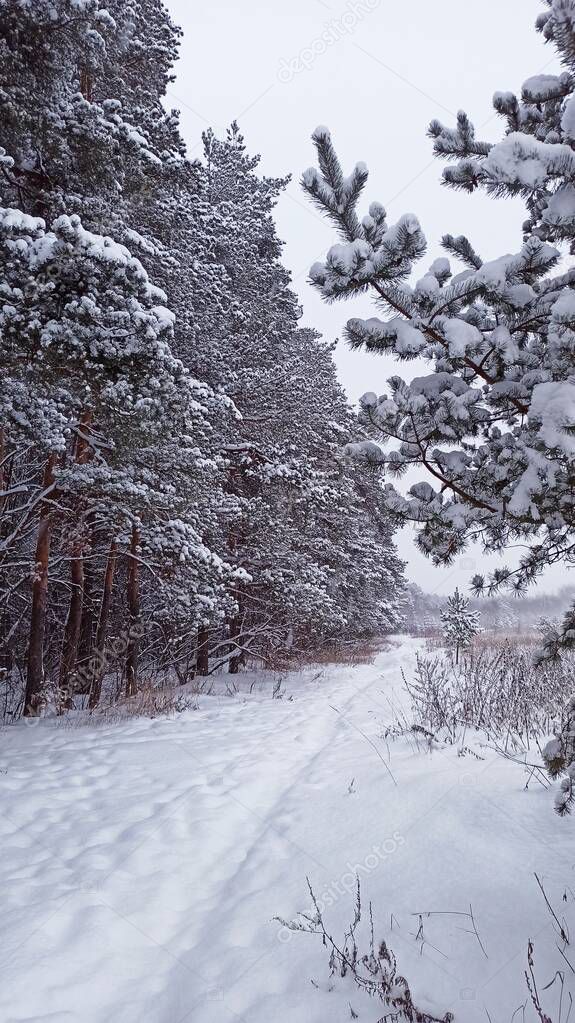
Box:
226, 512, 245, 675
0, 428, 13, 673
58, 547, 84, 709
0, 426, 15, 548
75, 551, 97, 692
228, 610, 244, 675
196, 626, 209, 676
124, 524, 140, 698
0, 427, 5, 503
24, 454, 57, 716
88, 539, 117, 710
80, 68, 94, 101
57, 413, 93, 708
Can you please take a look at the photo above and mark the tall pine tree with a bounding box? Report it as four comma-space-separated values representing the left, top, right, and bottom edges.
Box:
302, 0, 575, 649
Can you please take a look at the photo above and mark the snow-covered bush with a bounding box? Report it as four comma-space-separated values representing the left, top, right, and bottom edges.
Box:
440, 588, 481, 663
404, 645, 574, 745
407, 635, 575, 816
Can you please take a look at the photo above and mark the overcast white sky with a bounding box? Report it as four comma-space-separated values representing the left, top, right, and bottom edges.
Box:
165, 0, 568, 596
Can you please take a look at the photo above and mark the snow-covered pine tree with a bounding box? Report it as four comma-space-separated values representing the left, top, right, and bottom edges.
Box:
92, 4, 239, 679
0, 0, 230, 708
440, 589, 481, 664
185, 124, 406, 667
0, 204, 223, 710
0, 1, 406, 708
301, 0, 575, 646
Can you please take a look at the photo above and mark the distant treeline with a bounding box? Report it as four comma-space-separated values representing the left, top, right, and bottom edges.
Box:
405, 583, 575, 635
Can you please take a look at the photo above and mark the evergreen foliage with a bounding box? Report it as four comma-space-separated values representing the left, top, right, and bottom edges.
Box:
440, 589, 481, 663
542, 696, 575, 814
0, 0, 406, 715
302, 3, 575, 649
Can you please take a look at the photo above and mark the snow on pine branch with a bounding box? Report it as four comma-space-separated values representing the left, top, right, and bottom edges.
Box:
302, 102, 575, 600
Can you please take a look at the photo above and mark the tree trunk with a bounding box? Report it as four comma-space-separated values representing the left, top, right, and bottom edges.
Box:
0, 427, 5, 507
58, 546, 84, 709
0, 428, 14, 673
80, 68, 94, 101
88, 539, 117, 711
0, 426, 13, 529
228, 611, 244, 675
124, 524, 140, 698
196, 626, 209, 676
75, 551, 97, 693
24, 454, 56, 716
57, 413, 93, 708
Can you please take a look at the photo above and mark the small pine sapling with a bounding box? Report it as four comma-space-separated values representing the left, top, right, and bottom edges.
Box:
440, 589, 481, 664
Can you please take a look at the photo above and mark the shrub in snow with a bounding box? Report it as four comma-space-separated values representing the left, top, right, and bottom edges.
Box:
440, 588, 481, 663
276, 878, 453, 1023
302, 1, 575, 651
404, 645, 574, 745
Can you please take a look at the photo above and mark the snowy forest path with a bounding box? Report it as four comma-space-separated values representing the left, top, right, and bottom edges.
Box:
1, 638, 574, 1023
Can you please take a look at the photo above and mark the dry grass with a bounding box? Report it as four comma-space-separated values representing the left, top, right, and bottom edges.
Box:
241, 637, 388, 675
424, 629, 541, 654
86, 682, 199, 725
3, 637, 390, 728
86, 642, 385, 724
286, 637, 388, 671
277, 878, 453, 1023
473, 630, 542, 649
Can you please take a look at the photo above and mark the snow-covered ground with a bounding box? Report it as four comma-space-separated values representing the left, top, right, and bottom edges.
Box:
1, 638, 573, 1023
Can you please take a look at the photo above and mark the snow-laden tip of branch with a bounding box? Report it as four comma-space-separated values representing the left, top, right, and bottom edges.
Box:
312, 124, 331, 142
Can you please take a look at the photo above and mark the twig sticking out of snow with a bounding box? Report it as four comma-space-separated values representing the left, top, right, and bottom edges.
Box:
276, 877, 453, 1023
525, 941, 554, 1023
329, 704, 398, 787
535, 873, 570, 947
409, 906, 488, 959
